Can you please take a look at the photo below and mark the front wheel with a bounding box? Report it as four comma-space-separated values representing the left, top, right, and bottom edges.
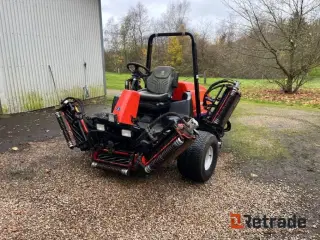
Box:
177, 131, 219, 182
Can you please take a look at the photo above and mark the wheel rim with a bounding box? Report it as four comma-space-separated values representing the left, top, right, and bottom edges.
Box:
204, 146, 213, 171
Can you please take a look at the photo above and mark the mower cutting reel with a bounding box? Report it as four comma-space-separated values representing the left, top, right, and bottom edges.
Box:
55, 32, 241, 183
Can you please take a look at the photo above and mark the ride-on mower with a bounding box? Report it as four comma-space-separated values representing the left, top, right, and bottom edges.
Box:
55, 32, 241, 182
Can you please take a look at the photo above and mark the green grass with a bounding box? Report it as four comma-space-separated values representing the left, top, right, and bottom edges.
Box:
106, 72, 320, 108
224, 121, 290, 160
302, 78, 320, 88
106, 72, 129, 90
239, 98, 320, 111
106, 72, 320, 90
105, 72, 275, 90
309, 67, 320, 78
223, 102, 290, 160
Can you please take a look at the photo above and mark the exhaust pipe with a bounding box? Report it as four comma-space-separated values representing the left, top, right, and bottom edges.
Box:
91, 161, 130, 176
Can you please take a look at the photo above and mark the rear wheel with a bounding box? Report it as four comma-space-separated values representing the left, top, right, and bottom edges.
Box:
177, 131, 218, 182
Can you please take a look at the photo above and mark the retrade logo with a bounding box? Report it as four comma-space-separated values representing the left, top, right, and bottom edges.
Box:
230, 213, 307, 229
230, 213, 244, 229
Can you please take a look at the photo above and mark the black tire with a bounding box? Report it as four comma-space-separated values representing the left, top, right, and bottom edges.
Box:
177, 131, 219, 182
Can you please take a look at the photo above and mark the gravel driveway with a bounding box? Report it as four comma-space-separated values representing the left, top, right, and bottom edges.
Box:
0, 102, 319, 239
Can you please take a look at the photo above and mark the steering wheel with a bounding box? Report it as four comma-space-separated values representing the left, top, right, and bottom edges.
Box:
126, 62, 150, 78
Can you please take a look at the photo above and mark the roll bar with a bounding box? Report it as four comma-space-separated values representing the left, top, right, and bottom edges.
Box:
146, 32, 201, 120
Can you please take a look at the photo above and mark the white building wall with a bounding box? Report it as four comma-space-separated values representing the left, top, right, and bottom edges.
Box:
0, 0, 105, 114
0, 40, 5, 113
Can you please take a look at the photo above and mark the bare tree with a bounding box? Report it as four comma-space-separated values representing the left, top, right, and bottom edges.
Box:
103, 17, 120, 51
134, 2, 150, 48
103, 18, 122, 71
161, 0, 191, 31
103, 2, 151, 71
120, 15, 132, 66
225, 0, 320, 93
128, 2, 150, 60
191, 19, 215, 74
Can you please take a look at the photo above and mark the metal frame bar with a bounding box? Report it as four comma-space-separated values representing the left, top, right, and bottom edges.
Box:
146, 32, 201, 119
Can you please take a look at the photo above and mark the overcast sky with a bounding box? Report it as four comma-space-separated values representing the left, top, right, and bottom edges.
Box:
101, 0, 231, 31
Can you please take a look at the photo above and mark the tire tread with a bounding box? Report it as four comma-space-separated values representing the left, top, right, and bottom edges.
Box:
177, 131, 218, 182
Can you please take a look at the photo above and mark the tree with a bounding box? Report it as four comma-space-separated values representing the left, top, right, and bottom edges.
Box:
161, 0, 191, 31
103, 18, 122, 71
128, 2, 150, 61
225, 0, 320, 93
133, 2, 149, 48
119, 15, 132, 66
103, 17, 120, 51
167, 37, 183, 66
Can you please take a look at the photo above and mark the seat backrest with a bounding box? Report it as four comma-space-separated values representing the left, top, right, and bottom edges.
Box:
146, 66, 178, 96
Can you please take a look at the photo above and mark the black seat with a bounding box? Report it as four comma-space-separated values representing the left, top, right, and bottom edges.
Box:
139, 66, 178, 102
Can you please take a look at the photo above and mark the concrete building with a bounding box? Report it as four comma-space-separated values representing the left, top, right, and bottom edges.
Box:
0, 0, 105, 114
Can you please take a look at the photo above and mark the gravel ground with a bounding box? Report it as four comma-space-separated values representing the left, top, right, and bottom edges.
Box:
0, 102, 319, 239
0, 103, 109, 153
0, 139, 318, 239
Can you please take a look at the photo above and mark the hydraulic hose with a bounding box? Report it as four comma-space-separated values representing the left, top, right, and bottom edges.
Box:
135, 112, 190, 144
148, 112, 189, 128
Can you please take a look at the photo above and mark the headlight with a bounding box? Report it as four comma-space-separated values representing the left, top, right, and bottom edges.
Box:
108, 114, 116, 123
121, 129, 132, 138
96, 124, 105, 131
